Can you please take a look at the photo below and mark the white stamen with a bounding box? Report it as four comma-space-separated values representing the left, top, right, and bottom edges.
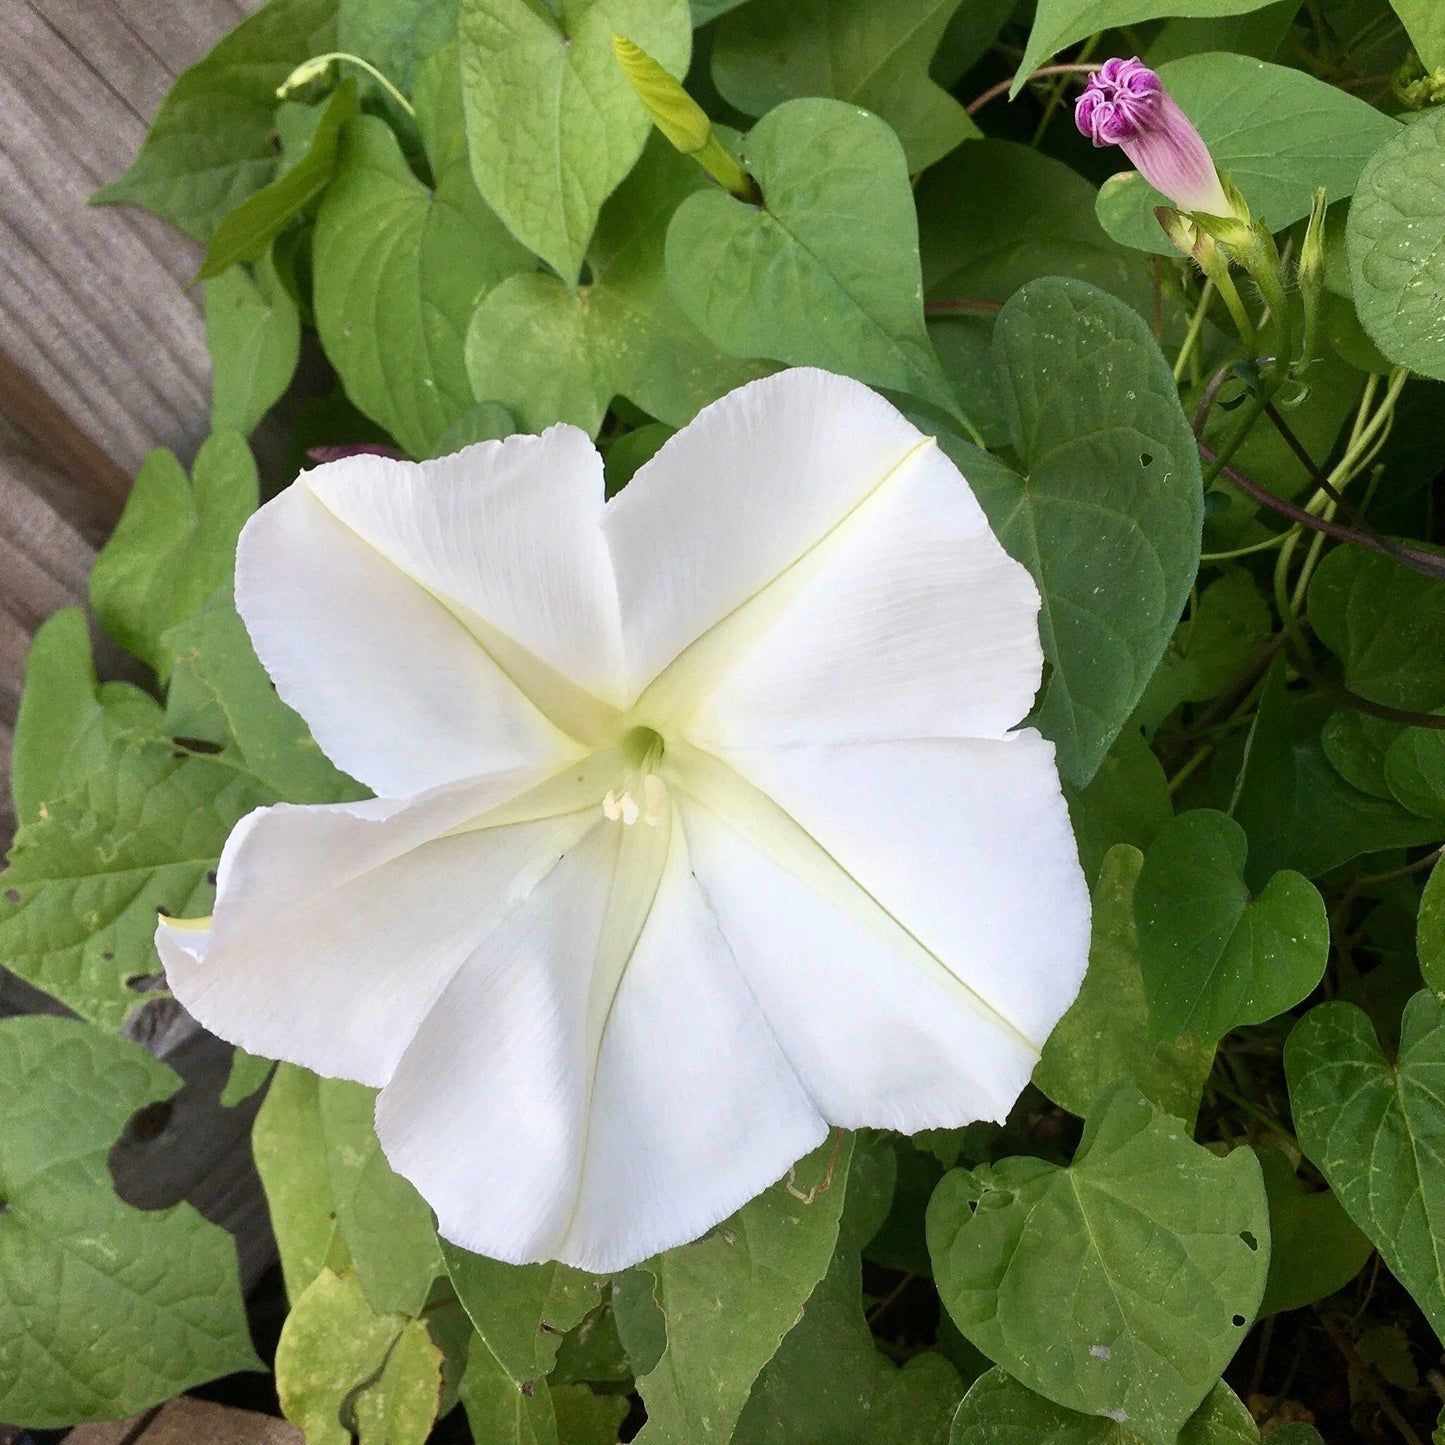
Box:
643, 772, 668, 826
603, 790, 622, 822
620, 792, 641, 826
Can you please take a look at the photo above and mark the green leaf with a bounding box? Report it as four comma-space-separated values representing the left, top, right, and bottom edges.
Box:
161, 588, 363, 805
1286, 991, 1445, 1339
1136, 571, 1272, 730
467, 135, 766, 433
206, 249, 302, 436
733, 1240, 963, 1443
0, 739, 271, 1028
1391, 0, 1445, 70
318, 1079, 443, 1317
633, 1133, 855, 1444
1065, 730, 1173, 887
92, 0, 338, 241
949, 277, 1203, 787
340, 0, 461, 91
0, 1017, 259, 1427
197, 79, 357, 281
459, 1337, 562, 1445
427, 400, 518, 458
1420, 858, 1445, 999
1347, 106, 1445, 382
711, 0, 977, 173
917, 140, 1153, 313
1096, 54, 1401, 257
458, 0, 692, 282
552, 1384, 632, 1444
1255, 1148, 1373, 1317
950, 1370, 1260, 1444
221, 1048, 274, 1107
275, 1268, 441, 1445
1135, 810, 1329, 1047
1144, 2, 1298, 65
1016, 0, 1277, 88
666, 98, 957, 413
9, 609, 163, 827
1035, 845, 1215, 1124
443, 1245, 604, 1385
253, 1065, 352, 1301
90, 431, 258, 678
1232, 659, 1445, 884
315, 111, 532, 457
928, 1083, 1269, 1444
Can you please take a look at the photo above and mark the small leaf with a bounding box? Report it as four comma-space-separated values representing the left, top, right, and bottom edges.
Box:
458, 0, 693, 282
633, 1133, 855, 1444
92, 0, 338, 241
314, 106, 532, 457
1035, 845, 1214, 1124
0, 1018, 259, 1426
319, 1079, 444, 1317
928, 1083, 1269, 1443
1347, 106, 1445, 382
711, 0, 978, 172
949, 277, 1203, 786
275, 1268, 441, 1445
1135, 810, 1329, 1047
90, 432, 258, 678
197, 79, 357, 280
1096, 54, 1400, 256
950, 1370, 1259, 1444
206, 248, 302, 436
1286, 991, 1445, 1339
666, 98, 957, 413
467, 134, 766, 433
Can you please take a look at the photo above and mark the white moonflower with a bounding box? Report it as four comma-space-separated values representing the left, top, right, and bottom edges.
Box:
157, 368, 1090, 1273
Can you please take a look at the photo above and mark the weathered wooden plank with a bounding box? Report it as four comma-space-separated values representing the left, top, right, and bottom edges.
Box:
65, 1397, 302, 1445
0, 0, 260, 479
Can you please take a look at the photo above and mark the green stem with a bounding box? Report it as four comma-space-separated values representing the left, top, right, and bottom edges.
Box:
279, 52, 415, 117
1172, 279, 1215, 383
1030, 35, 1100, 147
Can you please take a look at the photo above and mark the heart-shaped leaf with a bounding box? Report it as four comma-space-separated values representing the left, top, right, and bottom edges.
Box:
928, 1082, 1268, 1444
1135, 810, 1329, 1047
1286, 991, 1445, 1339
666, 98, 956, 413
458, 0, 692, 282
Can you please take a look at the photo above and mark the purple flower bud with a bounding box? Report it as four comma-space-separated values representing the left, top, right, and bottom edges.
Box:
1076, 57, 1229, 217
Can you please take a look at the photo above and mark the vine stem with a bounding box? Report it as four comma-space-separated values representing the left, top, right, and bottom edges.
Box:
965, 62, 1103, 115
1319, 1314, 1426, 1445
1172, 279, 1216, 383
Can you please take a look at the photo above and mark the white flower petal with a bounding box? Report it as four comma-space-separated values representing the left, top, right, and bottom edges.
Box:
677, 796, 1038, 1128
682, 435, 1042, 747
375, 816, 826, 1272
160, 770, 592, 1087
302, 431, 626, 710
555, 822, 826, 1272
604, 368, 947, 699
237, 483, 580, 798
704, 732, 1090, 1051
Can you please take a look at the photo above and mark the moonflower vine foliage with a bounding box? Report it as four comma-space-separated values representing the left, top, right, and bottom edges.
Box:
157, 368, 1091, 1271
8, 0, 1445, 1436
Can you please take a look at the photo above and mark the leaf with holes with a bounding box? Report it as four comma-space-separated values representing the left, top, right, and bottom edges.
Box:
928, 1082, 1269, 1443
1285, 991, 1445, 1340
940, 277, 1202, 787
0, 1017, 259, 1427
